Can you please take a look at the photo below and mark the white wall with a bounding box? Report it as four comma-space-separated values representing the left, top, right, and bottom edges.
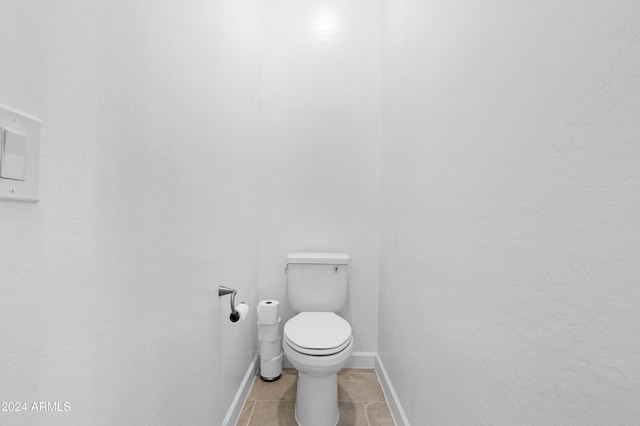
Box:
380, 0, 640, 424
6, 1, 639, 424
0, 1, 261, 425
257, 0, 381, 352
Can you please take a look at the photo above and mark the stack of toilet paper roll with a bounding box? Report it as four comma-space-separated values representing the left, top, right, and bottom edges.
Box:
257, 300, 282, 381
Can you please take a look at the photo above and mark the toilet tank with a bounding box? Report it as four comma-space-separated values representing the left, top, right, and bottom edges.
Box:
286, 252, 350, 313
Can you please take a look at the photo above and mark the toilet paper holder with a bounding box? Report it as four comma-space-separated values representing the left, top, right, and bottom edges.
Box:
218, 285, 242, 322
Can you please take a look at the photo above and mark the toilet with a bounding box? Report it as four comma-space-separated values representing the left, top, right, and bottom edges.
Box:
282, 252, 354, 426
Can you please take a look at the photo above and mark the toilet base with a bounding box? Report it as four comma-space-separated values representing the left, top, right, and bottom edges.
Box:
295, 371, 339, 426
282, 317, 353, 426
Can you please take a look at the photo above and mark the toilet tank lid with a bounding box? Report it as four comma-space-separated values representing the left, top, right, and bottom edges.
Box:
286, 252, 350, 265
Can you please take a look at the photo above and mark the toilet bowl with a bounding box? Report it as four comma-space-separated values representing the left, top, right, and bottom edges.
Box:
283, 312, 353, 426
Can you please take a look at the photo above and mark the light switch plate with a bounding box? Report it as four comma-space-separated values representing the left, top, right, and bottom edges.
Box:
1, 129, 28, 181
0, 105, 41, 202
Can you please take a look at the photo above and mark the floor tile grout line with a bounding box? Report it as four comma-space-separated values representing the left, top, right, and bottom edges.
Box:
240, 379, 257, 426
244, 401, 256, 426
365, 404, 372, 426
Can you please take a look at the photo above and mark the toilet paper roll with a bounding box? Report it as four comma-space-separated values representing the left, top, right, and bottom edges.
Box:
257, 300, 280, 324
258, 318, 281, 341
236, 303, 249, 321
260, 354, 283, 379
259, 337, 282, 359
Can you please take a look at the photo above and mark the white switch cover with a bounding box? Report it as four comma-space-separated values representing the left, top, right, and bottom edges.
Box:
0, 105, 41, 203
1, 129, 28, 181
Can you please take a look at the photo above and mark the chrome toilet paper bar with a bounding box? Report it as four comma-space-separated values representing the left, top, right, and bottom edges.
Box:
218, 285, 241, 322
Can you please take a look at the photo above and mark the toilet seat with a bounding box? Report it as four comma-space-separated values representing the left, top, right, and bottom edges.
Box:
284, 312, 352, 356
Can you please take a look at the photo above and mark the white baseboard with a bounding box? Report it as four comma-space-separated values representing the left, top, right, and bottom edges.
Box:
282, 351, 377, 369
345, 351, 377, 368
375, 354, 410, 426
283, 355, 293, 369
222, 353, 259, 426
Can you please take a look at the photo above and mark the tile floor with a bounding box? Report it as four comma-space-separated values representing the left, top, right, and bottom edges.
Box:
237, 368, 394, 426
